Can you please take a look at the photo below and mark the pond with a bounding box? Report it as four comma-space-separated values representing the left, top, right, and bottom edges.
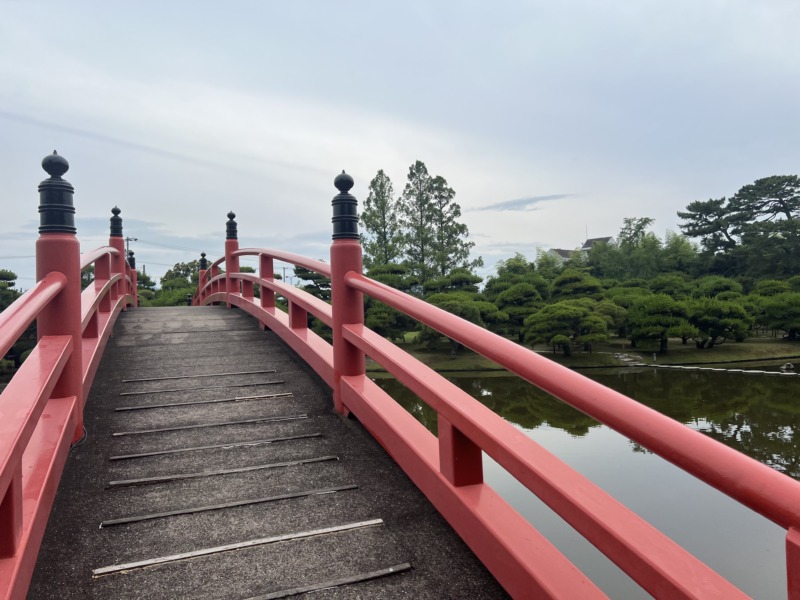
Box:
373, 367, 800, 599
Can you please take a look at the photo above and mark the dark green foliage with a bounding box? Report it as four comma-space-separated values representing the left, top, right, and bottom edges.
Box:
686, 298, 753, 348
760, 292, 800, 340
361, 170, 402, 269
627, 294, 693, 353
551, 269, 604, 301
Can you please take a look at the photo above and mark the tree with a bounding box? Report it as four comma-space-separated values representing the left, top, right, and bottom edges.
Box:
678, 175, 800, 279
361, 170, 402, 269
398, 161, 435, 289
550, 269, 604, 301
425, 291, 485, 356
495, 283, 543, 343
364, 263, 418, 342
0, 269, 20, 312
627, 294, 693, 353
398, 160, 480, 292
760, 292, 800, 340
687, 298, 753, 348
524, 299, 607, 356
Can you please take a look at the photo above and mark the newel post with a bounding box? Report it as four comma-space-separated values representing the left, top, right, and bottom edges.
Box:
35, 151, 84, 443
198, 252, 208, 304
127, 251, 138, 307
109, 207, 126, 307
330, 171, 365, 414
224, 212, 240, 307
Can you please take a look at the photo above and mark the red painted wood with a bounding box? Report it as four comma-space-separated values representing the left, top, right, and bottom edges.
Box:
438, 417, 483, 486
340, 375, 609, 599
0, 274, 65, 359
330, 239, 364, 414
0, 396, 76, 600
259, 255, 274, 309
345, 273, 800, 532
788, 528, 800, 600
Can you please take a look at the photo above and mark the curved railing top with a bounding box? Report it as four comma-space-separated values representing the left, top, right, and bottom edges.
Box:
192, 168, 800, 598
1, 151, 138, 600
234, 247, 331, 278
79, 246, 120, 270
0, 272, 66, 358
345, 272, 800, 531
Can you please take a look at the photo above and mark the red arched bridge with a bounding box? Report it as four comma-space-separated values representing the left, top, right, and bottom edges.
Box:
2, 153, 800, 599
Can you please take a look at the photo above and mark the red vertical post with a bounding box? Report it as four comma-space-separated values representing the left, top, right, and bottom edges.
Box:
127, 251, 138, 307
35, 151, 84, 443
0, 466, 22, 558
224, 211, 239, 307
198, 252, 208, 304
108, 207, 125, 307
438, 416, 483, 486
260, 254, 275, 309
330, 171, 364, 414
788, 528, 800, 600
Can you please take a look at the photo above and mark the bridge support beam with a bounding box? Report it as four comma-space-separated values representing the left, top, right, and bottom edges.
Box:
35, 151, 83, 443
330, 171, 365, 414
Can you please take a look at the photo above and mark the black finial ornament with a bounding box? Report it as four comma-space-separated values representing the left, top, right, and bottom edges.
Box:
127, 250, 135, 269
110, 206, 123, 237
226, 212, 238, 240
199, 252, 208, 270
332, 170, 358, 240
38, 150, 76, 234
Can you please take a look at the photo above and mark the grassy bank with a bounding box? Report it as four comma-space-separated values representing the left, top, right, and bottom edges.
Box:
366, 336, 800, 373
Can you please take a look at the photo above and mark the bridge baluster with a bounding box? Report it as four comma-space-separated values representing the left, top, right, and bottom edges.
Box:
789, 527, 800, 600
127, 250, 138, 306
225, 211, 240, 305
330, 170, 365, 414
197, 252, 208, 304
438, 417, 483, 486
109, 207, 125, 306
35, 151, 84, 443
259, 254, 275, 309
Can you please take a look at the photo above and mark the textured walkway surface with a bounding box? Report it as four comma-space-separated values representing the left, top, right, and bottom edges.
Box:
29, 306, 507, 599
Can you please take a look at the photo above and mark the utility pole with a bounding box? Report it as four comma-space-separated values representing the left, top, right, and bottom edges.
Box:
125, 236, 138, 255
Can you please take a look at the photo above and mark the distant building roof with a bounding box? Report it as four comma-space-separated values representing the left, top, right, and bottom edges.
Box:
548, 248, 574, 260
581, 237, 615, 251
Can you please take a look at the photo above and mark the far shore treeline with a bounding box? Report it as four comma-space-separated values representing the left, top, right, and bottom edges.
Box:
3, 168, 799, 361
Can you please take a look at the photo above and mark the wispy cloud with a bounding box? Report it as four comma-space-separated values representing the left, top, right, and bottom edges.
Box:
474, 194, 573, 212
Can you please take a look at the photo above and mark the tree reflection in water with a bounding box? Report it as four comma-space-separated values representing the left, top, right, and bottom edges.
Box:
373, 369, 800, 479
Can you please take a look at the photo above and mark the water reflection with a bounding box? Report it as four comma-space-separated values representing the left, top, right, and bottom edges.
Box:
375, 368, 800, 479
373, 368, 798, 598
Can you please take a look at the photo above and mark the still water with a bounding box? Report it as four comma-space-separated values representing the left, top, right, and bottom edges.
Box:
373, 368, 800, 599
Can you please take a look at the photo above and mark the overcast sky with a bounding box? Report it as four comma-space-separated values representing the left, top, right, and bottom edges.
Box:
2, 1, 798, 287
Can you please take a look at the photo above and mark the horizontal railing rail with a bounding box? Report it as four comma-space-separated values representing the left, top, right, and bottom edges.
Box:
0, 153, 137, 600
0, 274, 66, 359
193, 173, 800, 598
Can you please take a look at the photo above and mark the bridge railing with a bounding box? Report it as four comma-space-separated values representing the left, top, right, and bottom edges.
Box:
195, 172, 800, 599
0, 153, 136, 600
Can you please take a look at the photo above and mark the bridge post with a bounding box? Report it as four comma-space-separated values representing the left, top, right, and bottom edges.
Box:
198, 252, 208, 304
225, 212, 240, 307
259, 254, 275, 309
127, 251, 138, 307
109, 207, 126, 308
330, 171, 365, 414
35, 151, 84, 443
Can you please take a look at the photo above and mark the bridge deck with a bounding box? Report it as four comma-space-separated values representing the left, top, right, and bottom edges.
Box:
28, 306, 506, 599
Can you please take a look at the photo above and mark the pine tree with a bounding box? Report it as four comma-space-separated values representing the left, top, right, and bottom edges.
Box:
397, 160, 481, 292
360, 170, 402, 269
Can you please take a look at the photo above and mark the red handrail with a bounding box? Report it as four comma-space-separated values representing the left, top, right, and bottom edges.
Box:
79, 246, 119, 270
233, 248, 331, 277
0, 273, 65, 358
198, 243, 800, 598
345, 272, 800, 531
